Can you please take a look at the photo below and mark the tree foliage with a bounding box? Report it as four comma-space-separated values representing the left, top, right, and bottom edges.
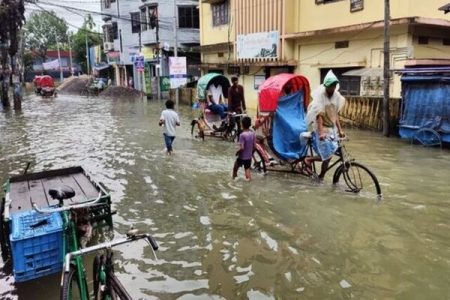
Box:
72, 14, 102, 73
0, 0, 25, 56
23, 10, 69, 61
0, 0, 26, 108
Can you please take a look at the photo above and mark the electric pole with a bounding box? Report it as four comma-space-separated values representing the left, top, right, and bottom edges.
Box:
173, 0, 179, 108
156, 15, 161, 100
57, 41, 63, 82
85, 32, 90, 76
383, 0, 391, 137
69, 33, 74, 76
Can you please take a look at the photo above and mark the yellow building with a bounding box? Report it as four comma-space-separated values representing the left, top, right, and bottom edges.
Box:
200, 0, 450, 109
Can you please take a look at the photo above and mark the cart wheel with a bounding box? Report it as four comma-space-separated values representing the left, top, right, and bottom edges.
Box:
251, 149, 267, 174
412, 128, 442, 147
0, 197, 9, 262
333, 161, 382, 201
60, 266, 83, 300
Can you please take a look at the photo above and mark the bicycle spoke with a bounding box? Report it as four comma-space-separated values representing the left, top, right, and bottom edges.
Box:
333, 162, 382, 200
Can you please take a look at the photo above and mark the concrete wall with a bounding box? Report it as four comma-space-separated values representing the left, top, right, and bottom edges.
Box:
200, 1, 234, 46
296, 0, 450, 33
294, 25, 410, 98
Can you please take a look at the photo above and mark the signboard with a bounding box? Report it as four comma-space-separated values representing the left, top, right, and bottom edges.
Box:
254, 75, 266, 90
169, 56, 187, 88
143, 47, 155, 60
107, 51, 120, 64
134, 56, 145, 72
42, 59, 60, 70
237, 31, 279, 59
144, 63, 152, 95
160, 76, 171, 92
350, 0, 364, 12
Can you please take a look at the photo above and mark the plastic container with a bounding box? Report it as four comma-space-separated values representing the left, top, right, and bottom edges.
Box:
10, 210, 64, 282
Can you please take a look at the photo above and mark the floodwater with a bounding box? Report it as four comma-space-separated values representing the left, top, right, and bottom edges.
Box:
1, 94, 449, 300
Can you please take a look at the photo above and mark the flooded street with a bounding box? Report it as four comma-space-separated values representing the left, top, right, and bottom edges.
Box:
1, 94, 450, 299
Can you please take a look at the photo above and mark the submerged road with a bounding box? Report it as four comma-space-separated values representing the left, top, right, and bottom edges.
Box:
1, 94, 449, 299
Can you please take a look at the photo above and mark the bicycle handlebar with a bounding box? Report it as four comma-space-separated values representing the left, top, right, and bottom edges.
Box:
63, 232, 158, 272
32, 192, 103, 214
227, 112, 247, 117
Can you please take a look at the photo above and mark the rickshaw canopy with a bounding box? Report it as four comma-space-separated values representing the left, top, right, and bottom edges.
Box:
197, 73, 230, 101
258, 73, 310, 112
39, 75, 55, 88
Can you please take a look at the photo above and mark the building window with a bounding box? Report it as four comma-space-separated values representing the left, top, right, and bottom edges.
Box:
103, 0, 111, 9
340, 76, 361, 96
112, 22, 118, 39
212, 1, 229, 26
148, 6, 158, 29
130, 12, 140, 34
335, 40, 349, 49
178, 6, 199, 29
141, 8, 147, 31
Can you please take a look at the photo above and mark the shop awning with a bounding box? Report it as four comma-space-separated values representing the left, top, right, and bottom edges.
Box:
92, 63, 111, 71
342, 68, 382, 77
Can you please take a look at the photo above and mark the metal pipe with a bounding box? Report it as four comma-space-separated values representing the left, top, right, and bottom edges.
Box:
68, 33, 74, 76
63, 234, 157, 272
85, 33, 90, 76
33, 193, 102, 214
173, 0, 179, 108
57, 41, 63, 82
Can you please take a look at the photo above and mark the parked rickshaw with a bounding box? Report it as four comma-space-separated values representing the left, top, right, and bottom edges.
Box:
398, 68, 450, 147
0, 166, 113, 283
252, 73, 382, 200
33, 75, 44, 95
191, 73, 244, 141
34, 75, 57, 97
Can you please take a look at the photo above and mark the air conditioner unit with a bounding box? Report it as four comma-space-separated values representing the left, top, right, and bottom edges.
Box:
103, 42, 114, 52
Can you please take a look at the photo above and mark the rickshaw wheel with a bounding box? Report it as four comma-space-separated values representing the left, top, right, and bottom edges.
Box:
251, 149, 267, 174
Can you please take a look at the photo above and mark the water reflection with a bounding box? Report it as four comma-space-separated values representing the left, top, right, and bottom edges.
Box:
0, 94, 450, 299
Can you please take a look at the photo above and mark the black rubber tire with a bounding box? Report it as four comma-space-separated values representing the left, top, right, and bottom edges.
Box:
0, 197, 9, 262
60, 266, 82, 300
333, 161, 382, 199
93, 255, 101, 300
413, 128, 442, 147
251, 149, 267, 174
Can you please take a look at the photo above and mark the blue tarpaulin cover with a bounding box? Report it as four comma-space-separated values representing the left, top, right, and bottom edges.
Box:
273, 91, 308, 160
399, 75, 450, 142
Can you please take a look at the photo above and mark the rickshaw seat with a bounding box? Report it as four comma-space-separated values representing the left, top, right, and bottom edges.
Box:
48, 185, 76, 201
300, 132, 312, 139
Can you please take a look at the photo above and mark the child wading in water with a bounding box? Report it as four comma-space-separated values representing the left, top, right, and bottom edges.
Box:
159, 100, 180, 155
232, 116, 256, 181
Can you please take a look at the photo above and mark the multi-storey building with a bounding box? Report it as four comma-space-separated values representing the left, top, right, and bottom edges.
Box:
200, 0, 450, 109
101, 0, 200, 95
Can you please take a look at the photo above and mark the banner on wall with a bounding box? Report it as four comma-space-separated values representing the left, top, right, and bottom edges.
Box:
42, 59, 60, 70
237, 31, 279, 59
169, 56, 187, 88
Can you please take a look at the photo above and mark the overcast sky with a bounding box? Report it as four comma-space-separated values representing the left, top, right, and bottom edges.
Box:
25, 0, 104, 33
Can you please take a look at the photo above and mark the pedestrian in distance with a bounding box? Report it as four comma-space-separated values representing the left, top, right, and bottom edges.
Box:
228, 75, 246, 114
232, 116, 256, 181
159, 100, 180, 155
228, 75, 247, 134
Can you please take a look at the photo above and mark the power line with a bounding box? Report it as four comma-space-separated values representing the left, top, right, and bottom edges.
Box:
31, 3, 103, 35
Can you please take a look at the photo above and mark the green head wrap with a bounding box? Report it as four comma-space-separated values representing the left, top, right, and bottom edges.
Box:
323, 70, 339, 87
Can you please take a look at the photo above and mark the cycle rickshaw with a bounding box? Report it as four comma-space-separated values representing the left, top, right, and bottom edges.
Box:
191, 73, 244, 141
252, 73, 382, 200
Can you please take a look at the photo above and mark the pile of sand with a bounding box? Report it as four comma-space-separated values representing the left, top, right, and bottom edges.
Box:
58, 76, 90, 95
99, 86, 144, 99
